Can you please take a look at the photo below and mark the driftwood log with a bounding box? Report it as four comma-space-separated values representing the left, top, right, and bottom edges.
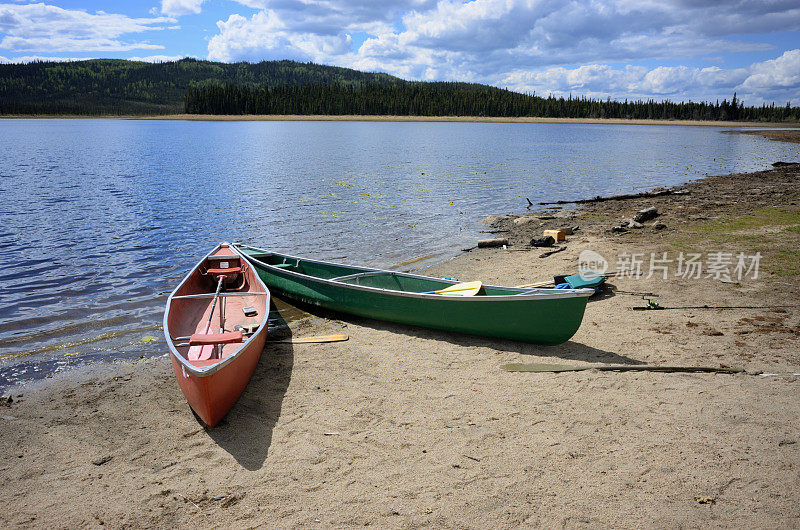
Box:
477, 238, 509, 248
539, 188, 688, 205
539, 246, 566, 258
501, 363, 744, 374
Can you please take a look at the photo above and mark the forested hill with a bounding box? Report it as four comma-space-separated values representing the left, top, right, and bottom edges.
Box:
0, 57, 797, 121
0, 58, 401, 115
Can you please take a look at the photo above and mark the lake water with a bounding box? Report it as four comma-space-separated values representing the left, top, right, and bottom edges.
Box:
1, 119, 798, 389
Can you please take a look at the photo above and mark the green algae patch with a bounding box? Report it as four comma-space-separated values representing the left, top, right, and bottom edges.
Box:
694, 206, 800, 233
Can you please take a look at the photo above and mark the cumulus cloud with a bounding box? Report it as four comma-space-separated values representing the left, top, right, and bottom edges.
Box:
0, 2, 173, 52
386, 0, 781, 75
742, 49, 800, 91
201, 0, 800, 103
500, 51, 799, 105
160, 0, 206, 17
230, 0, 436, 28
208, 10, 352, 63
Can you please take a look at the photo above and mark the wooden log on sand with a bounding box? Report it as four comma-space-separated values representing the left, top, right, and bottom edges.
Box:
539, 188, 689, 205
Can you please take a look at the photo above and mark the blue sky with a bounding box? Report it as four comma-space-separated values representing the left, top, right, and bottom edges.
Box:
1, 1, 799, 105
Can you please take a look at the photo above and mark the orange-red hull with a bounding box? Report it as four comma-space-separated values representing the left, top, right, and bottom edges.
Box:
169, 336, 265, 427
164, 243, 270, 427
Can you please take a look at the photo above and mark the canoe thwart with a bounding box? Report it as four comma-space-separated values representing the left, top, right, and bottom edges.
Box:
331, 270, 394, 282
171, 292, 268, 299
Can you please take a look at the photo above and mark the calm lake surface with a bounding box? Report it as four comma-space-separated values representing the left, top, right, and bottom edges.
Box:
1, 119, 798, 389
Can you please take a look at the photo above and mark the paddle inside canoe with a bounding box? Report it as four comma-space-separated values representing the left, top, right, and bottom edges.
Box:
422, 281, 482, 296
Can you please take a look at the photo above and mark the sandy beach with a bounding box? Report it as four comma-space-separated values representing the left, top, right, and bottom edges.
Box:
1, 158, 799, 526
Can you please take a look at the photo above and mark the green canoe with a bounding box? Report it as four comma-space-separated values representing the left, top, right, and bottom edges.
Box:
236, 245, 594, 345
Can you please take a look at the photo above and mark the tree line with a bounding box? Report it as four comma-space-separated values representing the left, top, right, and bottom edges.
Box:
185, 83, 797, 122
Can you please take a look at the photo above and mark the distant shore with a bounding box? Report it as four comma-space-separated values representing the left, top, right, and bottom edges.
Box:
2, 113, 799, 127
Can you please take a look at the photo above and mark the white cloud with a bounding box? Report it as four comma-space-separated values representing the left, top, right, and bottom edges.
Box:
0, 53, 190, 64
208, 10, 352, 63
741, 49, 800, 91
499, 51, 800, 105
1, 36, 163, 52
129, 54, 188, 62
160, 0, 205, 17
0, 54, 89, 63
388, 0, 781, 74
0, 2, 174, 52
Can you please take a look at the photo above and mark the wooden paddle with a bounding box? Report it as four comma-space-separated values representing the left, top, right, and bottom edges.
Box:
423, 281, 482, 296
188, 275, 225, 361
515, 271, 624, 289
269, 334, 349, 344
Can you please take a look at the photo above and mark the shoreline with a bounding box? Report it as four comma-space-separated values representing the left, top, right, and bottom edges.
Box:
1, 163, 799, 527
726, 128, 800, 143
2, 113, 799, 127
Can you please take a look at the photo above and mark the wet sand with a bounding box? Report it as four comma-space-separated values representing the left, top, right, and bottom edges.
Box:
1, 162, 799, 527
728, 129, 800, 144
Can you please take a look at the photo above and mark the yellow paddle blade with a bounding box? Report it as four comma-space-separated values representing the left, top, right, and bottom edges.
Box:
434, 281, 482, 296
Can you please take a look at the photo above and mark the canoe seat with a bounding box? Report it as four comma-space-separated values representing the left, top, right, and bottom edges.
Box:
188, 330, 243, 346
273, 263, 294, 269
206, 266, 242, 275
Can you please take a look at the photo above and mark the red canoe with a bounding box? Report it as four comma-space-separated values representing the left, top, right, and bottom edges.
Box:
164, 243, 270, 427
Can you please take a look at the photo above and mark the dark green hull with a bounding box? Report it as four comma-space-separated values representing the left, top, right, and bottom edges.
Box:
238, 246, 592, 345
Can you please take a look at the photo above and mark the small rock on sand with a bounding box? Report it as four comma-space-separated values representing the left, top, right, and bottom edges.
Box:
530, 235, 555, 247
480, 214, 516, 227
621, 219, 643, 229
512, 215, 538, 226
634, 206, 659, 223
